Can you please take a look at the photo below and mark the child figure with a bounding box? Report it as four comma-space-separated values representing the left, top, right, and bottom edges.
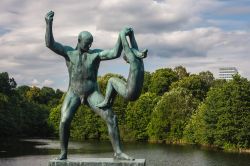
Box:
97, 27, 147, 108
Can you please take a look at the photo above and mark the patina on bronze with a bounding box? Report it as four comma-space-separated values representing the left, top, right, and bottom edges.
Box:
45, 11, 147, 161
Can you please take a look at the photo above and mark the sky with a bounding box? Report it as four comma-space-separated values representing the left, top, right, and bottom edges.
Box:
0, 0, 250, 90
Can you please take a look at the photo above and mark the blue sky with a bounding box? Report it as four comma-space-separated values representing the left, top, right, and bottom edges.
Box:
0, 0, 249, 90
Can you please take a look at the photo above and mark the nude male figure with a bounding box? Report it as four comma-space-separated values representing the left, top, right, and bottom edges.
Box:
45, 11, 133, 160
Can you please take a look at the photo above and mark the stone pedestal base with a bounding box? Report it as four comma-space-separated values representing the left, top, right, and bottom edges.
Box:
48, 158, 146, 166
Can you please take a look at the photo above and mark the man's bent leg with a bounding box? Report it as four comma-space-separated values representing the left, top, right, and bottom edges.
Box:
87, 90, 134, 160
58, 90, 80, 160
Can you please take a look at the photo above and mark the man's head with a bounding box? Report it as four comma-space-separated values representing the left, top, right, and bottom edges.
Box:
78, 31, 93, 52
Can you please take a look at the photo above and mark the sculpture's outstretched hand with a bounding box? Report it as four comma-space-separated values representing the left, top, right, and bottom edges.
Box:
45, 11, 54, 23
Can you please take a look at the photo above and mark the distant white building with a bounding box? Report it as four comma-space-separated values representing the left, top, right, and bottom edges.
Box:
219, 67, 238, 80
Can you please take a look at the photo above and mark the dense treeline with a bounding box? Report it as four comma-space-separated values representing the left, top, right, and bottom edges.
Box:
0, 72, 63, 137
1, 66, 249, 151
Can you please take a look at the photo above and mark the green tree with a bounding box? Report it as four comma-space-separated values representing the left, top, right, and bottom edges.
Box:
184, 75, 250, 149
0, 72, 18, 137
40, 87, 63, 107
149, 68, 179, 95
0, 93, 9, 108
40, 87, 56, 104
55, 89, 64, 99
171, 74, 213, 101
17, 85, 31, 98
0, 72, 16, 94
124, 92, 159, 141
26, 86, 42, 103
199, 71, 214, 86
0, 73, 62, 137
141, 71, 151, 94
48, 103, 62, 136
174, 66, 189, 80
211, 79, 226, 88
183, 104, 207, 144
147, 88, 198, 142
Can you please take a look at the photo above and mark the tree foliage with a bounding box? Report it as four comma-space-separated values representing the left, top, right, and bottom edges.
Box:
124, 92, 159, 141
141, 71, 151, 94
184, 75, 250, 149
174, 65, 189, 80
149, 68, 179, 95
0, 72, 62, 137
171, 73, 214, 101
147, 88, 198, 142
0, 72, 16, 94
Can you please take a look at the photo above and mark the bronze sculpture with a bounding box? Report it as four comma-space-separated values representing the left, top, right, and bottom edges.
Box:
45, 10, 147, 160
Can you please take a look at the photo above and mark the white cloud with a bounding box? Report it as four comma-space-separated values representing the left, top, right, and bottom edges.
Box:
31, 79, 39, 86
95, 0, 219, 33
30, 78, 54, 88
43, 79, 54, 86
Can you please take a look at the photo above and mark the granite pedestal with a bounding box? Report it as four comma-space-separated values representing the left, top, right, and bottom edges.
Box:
49, 158, 146, 166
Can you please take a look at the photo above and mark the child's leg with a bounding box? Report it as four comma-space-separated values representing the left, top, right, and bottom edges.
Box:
96, 77, 127, 108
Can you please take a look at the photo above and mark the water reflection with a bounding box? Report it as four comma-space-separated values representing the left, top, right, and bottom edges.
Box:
0, 139, 250, 166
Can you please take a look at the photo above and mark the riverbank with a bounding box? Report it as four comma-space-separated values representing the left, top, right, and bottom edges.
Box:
147, 139, 250, 154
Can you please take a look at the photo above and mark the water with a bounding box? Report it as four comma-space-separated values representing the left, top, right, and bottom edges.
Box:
0, 139, 249, 166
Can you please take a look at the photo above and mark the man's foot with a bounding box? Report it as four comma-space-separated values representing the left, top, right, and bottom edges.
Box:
114, 152, 135, 161
96, 100, 109, 109
56, 152, 67, 160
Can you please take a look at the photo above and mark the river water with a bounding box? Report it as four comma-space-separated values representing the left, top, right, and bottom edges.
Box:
0, 139, 249, 166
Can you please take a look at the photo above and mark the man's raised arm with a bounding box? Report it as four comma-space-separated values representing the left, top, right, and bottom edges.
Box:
45, 11, 71, 58
98, 32, 123, 61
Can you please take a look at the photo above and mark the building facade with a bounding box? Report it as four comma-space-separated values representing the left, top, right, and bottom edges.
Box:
219, 67, 238, 80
